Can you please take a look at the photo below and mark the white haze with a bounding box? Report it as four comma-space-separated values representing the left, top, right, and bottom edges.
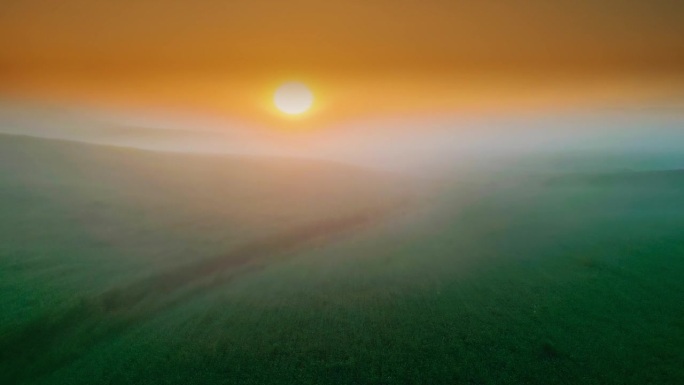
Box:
1, 100, 683, 176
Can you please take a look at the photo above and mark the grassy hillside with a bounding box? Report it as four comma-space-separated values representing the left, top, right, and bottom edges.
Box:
0, 134, 412, 331
1, 134, 683, 384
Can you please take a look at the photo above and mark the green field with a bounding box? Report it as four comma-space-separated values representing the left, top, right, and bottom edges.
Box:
1, 134, 683, 384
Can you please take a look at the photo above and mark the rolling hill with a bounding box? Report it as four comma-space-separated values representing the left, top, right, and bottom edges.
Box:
1, 134, 683, 385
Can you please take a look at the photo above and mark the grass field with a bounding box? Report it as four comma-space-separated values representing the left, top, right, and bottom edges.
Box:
1, 134, 683, 384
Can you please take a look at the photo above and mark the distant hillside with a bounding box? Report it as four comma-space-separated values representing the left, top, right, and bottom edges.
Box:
0, 134, 412, 232
541, 168, 684, 189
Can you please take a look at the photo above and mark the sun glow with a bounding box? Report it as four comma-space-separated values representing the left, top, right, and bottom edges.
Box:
274, 82, 314, 115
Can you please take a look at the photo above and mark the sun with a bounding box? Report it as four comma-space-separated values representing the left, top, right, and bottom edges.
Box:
274, 82, 314, 115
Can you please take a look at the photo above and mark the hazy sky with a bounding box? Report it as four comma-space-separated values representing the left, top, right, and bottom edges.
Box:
1, 1, 683, 126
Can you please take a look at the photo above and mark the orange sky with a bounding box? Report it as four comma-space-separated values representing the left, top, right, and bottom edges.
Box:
1, 0, 683, 127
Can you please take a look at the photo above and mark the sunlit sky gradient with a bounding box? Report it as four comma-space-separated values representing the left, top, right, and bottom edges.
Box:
1, 0, 683, 128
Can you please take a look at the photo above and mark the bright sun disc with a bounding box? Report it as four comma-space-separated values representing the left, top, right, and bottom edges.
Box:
274, 82, 314, 115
